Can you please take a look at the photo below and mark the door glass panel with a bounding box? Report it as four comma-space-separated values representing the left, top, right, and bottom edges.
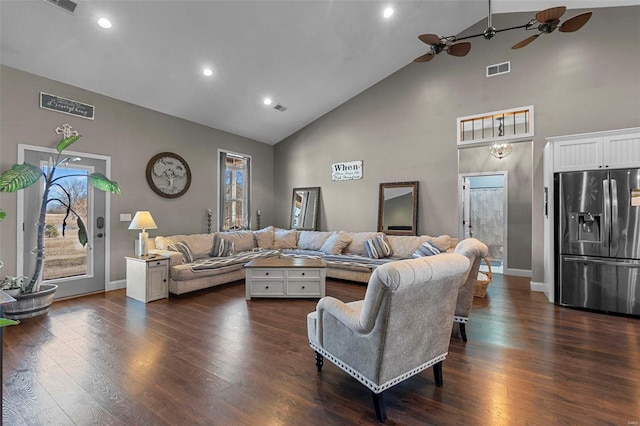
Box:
42, 164, 91, 281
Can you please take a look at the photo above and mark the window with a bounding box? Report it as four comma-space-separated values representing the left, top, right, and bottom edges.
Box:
219, 151, 251, 230
41, 162, 91, 281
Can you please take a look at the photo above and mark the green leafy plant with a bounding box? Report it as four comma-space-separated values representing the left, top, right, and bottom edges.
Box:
0, 125, 120, 294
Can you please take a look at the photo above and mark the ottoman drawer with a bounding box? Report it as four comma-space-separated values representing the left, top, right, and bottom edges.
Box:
288, 269, 321, 279
249, 268, 285, 278
287, 281, 322, 296
250, 281, 285, 296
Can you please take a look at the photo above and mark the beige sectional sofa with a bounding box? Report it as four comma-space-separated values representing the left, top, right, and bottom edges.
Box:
149, 226, 459, 295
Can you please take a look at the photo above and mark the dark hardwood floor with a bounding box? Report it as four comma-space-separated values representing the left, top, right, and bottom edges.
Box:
2, 274, 639, 425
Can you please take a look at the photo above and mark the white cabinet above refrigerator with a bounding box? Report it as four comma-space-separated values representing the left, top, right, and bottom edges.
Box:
553, 129, 640, 172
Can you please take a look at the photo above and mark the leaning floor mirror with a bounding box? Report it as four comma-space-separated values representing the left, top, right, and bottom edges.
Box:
290, 187, 321, 230
378, 181, 419, 236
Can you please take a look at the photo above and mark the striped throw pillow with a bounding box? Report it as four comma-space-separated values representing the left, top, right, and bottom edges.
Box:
168, 241, 195, 263
364, 235, 393, 259
210, 234, 234, 257
412, 241, 442, 258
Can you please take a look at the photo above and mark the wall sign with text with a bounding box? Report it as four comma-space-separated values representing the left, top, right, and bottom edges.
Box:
40, 92, 95, 120
331, 160, 363, 181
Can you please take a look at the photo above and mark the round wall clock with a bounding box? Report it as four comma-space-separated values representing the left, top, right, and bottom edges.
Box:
146, 152, 192, 198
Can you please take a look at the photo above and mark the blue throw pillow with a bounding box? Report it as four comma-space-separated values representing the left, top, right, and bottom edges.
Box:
210, 235, 234, 257
412, 241, 442, 258
364, 235, 394, 259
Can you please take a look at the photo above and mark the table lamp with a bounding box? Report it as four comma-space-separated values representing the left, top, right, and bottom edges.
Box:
128, 211, 158, 256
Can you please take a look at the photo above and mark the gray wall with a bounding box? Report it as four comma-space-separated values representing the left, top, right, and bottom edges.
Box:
459, 142, 532, 270
274, 6, 640, 281
0, 65, 274, 282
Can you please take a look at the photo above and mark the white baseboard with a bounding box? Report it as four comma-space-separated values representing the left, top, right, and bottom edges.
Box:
107, 279, 126, 292
504, 268, 532, 278
530, 281, 546, 292
530, 281, 554, 303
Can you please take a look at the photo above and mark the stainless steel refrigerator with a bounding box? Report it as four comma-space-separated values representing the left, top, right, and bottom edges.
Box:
556, 168, 640, 316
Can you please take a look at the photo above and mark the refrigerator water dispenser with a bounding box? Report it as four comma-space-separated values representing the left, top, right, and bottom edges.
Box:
569, 212, 601, 242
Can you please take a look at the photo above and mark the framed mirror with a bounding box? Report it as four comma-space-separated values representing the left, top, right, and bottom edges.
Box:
290, 187, 321, 230
378, 181, 419, 235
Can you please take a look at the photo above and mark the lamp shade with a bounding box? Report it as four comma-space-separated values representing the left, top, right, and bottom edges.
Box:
128, 211, 158, 231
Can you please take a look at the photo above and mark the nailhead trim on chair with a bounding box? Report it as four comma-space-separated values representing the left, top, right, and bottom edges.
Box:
453, 315, 468, 324
310, 342, 447, 394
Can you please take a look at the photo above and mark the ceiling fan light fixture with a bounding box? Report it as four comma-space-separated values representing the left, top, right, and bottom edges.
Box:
489, 143, 513, 159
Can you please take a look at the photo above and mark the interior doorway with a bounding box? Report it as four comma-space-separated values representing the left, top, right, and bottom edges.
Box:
460, 172, 507, 274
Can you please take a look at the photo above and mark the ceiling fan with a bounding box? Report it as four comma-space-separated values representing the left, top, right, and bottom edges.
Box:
511, 7, 593, 49
414, 1, 593, 63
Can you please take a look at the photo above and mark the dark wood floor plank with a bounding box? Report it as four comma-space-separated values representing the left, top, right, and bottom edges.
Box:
3, 274, 639, 425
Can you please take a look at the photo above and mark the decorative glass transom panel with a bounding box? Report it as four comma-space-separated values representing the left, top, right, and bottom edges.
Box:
457, 106, 534, 146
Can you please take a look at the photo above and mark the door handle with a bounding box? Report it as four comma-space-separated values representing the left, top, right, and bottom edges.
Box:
565, 256, 640, 268
96, 233, 104, 238
610, 179, 619, 254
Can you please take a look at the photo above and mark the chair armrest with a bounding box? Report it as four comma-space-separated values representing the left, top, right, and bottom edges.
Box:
316, 297, 366, 346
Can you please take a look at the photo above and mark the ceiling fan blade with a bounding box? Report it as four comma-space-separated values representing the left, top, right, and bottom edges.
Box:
418, 34, 442, 45
447, 42, 471, 57
512, 34, 540, 49
414, 53, 436, 63
559, 11, 593, 32
536, 6, 566, 23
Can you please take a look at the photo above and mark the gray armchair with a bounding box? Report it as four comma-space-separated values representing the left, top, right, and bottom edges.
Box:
452, 238, 489, 342
307, 254, 470, 423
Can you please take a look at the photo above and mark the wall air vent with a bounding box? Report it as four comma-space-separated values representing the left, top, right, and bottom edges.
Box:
273, 104, 288, 112
42, 0, 78, 14
486, 61, 510, 77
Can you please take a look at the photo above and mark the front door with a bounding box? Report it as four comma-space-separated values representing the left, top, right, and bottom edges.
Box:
20, 146, 109, 299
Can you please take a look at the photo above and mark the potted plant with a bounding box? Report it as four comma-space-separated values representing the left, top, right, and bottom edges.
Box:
0, 270, 27, 298
0, 124, 120, 319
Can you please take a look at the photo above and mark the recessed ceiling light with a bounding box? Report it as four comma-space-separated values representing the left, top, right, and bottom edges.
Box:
97, 18, 112, 29
202, 68, 213, 77
263, 98, 272, 106
383, 7, 394, 19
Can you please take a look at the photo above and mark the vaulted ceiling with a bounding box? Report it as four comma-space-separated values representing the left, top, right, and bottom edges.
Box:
1, 1, 637, 144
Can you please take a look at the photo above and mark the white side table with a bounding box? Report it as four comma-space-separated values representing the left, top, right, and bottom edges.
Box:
125, 255, 169, 303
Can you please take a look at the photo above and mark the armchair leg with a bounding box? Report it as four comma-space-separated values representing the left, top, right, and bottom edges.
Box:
371, 391, 387, 423
459, 323, 467, 342
433, 361, 443, 387
315, 351, 324, 372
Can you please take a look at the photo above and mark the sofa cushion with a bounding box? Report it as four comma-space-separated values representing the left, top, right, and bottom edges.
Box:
320, 232, 352, 255
167, 241, 195, 263
274, 229, 298, 249
342, 231, 384, 256
298, 231, 333, 251
386, 235, 430, 259
364, 235, 393, 259
427, 235, 452, 252
254, 226, 275, 249
210, 235, 234, 257
215, 230, 256, 253
412, 241, 442, 258
155, 234, 214, 259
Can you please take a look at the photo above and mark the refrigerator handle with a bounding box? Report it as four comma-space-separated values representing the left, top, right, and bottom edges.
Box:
610, 178, 619, 254
603, 179, 610, 249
